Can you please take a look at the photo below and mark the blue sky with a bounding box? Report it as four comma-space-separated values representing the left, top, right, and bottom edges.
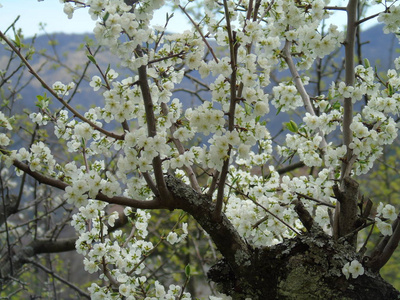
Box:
0, 0, 382, 38
0, 0, 190, 37
1, 0, 95, 36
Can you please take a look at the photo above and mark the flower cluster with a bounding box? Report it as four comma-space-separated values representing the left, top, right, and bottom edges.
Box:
0, 111, 12, 146
342, 260, 364, 279
166, 223, 188, 245
378, 4, 400, 34
375, 203, 398, 236
52, 81, 75, 97
223, 167, 335, 247
14, 142, 56, 175
72, 201, 167, 298
1, 0, 399, 297
347, 65, 400, 174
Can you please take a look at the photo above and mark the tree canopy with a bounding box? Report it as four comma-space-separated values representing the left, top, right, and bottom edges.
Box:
1, 0, 400, 299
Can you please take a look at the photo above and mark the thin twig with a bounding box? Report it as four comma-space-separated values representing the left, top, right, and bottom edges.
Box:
214, 0, 239, 221
161, 102, 201, 192
27, 259, 90, 298
283, 40, 327, 149
296, 192, 335, 208
0, 30, 124, 141
179, 5, 219, 63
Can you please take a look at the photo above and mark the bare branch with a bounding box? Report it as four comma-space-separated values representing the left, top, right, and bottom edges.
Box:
214, 0, 239, 221
0, 30, 124, 141
283, 41, 317, 117
283, 40, 327, 149
161, 102, 201, 193
334, 0, 359, 244
368, 214, 400, 272
341, 0, 358, 179
277, 161, 305, 175
9, 155, 166, 209
293, 198, 315, 231
27, 259, 90, 299
296, 192, 335, 208
136, 46, 173, 206
179, 5, 219, 63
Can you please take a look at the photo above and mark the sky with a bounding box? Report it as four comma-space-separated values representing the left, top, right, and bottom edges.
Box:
0, 0, 383, 38
0, 0, 191, 37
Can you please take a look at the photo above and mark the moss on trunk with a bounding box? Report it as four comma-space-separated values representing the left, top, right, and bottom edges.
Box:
208, 228, 400, 299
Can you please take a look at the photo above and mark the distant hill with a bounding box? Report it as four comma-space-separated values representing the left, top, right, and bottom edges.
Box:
360, 24, 399, 70
0, 24, 399, 135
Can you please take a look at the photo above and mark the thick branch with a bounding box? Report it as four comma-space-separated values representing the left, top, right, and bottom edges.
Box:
0, 210, 129, 281
0, 238, 76, 281
11, 157, 165, 209
333, 0, 359, 244
294, 199, 314, 231
333, 177, 359, 247
368, 214, 400, 272
165, 175, 251, 274
277, 161, 305, 175
341, 0, 358, 179
0, 195, 18, 227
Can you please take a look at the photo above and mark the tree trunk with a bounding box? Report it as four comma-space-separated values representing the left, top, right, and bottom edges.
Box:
166, 176, 400, 299
208, 229, 399, 299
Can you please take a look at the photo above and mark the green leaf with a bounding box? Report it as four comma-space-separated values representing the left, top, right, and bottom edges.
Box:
13, 34, 21, 47
231, 175, 241, 186
1, 99, 9, 107
299, 127, 308, 136
332, 101, 341, 110
87, 55, 97, 64
244, 102, 252, 115
103, 12, 110, 23
364, 58, 370, 68
185, 264, 191, 277
388, 83, 394, 96
286, 120, 298, 133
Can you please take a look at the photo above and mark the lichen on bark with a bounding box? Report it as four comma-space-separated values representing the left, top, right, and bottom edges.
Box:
166, 175, 399, 299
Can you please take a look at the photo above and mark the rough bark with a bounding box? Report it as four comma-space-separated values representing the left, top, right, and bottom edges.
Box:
209, 228, 399, 299
2, 175, 399, 298
334, 177, 360, 247
166, 176, 400, 299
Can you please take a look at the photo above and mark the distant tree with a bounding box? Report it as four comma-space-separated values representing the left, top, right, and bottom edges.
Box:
1, 0, 400, 299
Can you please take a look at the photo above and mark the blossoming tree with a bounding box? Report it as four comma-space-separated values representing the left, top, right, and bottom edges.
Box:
1, 0, 400, 298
